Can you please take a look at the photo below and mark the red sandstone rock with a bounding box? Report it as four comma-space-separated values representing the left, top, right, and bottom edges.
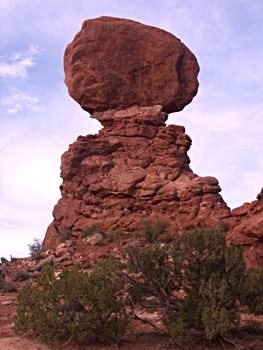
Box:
226, 188, 263, 268
44, 17, 244, 258
44, 106, 230, 249
64, 16, 199, 115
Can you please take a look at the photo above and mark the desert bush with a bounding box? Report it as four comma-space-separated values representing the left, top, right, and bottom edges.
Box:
165, 227, 253, 342
57, 226, 72, 243
15, 258, 130, 346
28, 238, 42, 256
10, 255, 18, 263
126, 243, 181, 322
82, 223, 100, 238
1, 257, 9, 264
241, 267, 263, 315
108, 226, 121, 242
12, 270, 31, 282
0, 278, 17, 293
126, 226, 263, 343
141, 218, 169, 243
15, 225, 263, 346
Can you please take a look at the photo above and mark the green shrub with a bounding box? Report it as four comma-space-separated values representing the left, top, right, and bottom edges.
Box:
167, 227, 249, 342
28, 238, 42, 256
108, 226, 121, 242
0, 278, 17, 293
82, 224, 100, 238
141, 218, 169, 243
15, 225, 263, 346
126, 226, 263, 343
10, 255, 18, 263
57, 227, 72, 243
242, 267, 263, 315
1, 257, 9, 264
12, 270, 31, 282
15, 258, 130, 346
31, 251, 45, 261
126, 243, 182, 328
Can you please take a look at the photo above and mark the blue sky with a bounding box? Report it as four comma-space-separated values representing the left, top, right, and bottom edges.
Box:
0, 0, 262, 257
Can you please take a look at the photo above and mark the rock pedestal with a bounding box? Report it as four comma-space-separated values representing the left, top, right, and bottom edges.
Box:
44, 105, 231, 248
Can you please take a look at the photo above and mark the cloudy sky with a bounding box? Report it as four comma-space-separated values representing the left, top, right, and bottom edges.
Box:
0, 0, 262, 257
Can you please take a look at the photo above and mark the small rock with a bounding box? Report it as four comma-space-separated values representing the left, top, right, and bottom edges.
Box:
29, 255, 55, 272
55, 243, 68, 257
2, 300, 17, 306
85, 233, 104, 246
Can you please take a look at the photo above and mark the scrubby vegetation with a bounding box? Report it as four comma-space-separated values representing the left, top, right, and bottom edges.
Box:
15, 226, 263, 347
0, 278, 17, 293
28, 238, 42, 256
82, 223, 100, 238
12, 270, 31, 282
15, 258, 130, 345
57, 226, 72, 243
141, 217, 170, 242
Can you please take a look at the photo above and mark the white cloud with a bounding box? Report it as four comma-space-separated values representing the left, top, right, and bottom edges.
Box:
0, 131, 62, 258
172, 97, 263, 209
0, 0, 17, 15
0, 87, 100, 257
1, 89, 44, 114
0, 45, 39, 79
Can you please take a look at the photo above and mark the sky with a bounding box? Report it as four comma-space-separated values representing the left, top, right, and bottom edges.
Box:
0, 0, 262, 258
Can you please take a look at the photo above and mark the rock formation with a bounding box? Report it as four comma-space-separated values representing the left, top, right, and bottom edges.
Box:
64, 16, 199, 114
44, 16, 232, 249
226, 188, 263, 268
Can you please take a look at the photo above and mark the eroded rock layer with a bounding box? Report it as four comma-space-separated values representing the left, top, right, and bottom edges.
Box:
64, 16, 199, 114
226, 188, 263, 268
44, 106, 230, 248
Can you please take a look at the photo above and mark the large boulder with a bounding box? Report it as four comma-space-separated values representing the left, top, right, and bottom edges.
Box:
64, 16, 199, 115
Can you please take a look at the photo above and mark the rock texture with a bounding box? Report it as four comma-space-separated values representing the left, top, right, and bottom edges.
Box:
64, 16, 199, 114
226, 188, 263, 268
44, 105, 230, 249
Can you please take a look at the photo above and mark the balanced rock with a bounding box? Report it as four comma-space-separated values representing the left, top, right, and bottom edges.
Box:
44, 17, 231, 250
64, 16, 199, 115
